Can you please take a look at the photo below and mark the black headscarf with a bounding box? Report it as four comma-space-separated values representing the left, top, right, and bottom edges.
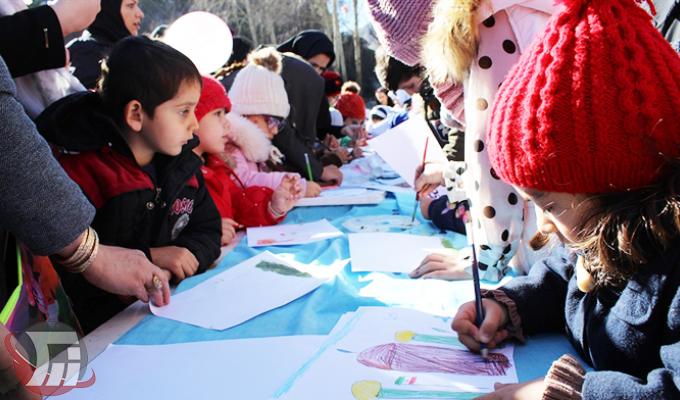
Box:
228, 36, 254, 65
277, 30, 335, 66
88, 0, 130, 44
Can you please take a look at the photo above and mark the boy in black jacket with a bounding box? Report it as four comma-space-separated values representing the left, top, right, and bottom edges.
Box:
36, 36, 221, 333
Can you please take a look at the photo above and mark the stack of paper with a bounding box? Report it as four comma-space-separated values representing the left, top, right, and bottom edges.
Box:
295, 188, 385, 207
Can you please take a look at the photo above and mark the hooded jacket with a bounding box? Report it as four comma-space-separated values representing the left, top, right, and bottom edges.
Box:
225, 112, 307, 193
36, 91, 221, 332
67, 0, 130, 89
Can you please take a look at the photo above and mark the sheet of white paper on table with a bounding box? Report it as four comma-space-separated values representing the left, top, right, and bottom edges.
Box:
247, 219, 343, 247
368, 116, 448, 188
295, 189, 386, 207
53, 335, 326, 400
349, 232, 456, 273
150, 251, 337, 330
274, 307, 517, 399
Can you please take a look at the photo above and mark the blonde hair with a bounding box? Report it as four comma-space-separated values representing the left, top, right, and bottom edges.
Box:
422, 0, 482, 84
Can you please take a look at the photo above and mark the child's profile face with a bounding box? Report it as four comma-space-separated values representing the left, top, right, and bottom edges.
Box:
245, 115, 279, 140
197, 108, 230, 155
518, 187, 593, 245
141, 79, 201, 157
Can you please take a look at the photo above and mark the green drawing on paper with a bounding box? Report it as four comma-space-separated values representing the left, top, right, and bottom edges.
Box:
440, 239, 455, 249
352, 380, 478, 400
255, 261, 311, 278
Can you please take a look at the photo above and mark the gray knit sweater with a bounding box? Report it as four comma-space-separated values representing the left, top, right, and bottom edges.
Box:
0, 56, 94, 255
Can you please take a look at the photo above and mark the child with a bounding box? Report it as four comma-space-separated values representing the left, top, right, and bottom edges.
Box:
334, 92, 368, 158
227, 48, 322, 198
452, 0, 680, 398
194, 75, 302, 245
36, 36, 221, 332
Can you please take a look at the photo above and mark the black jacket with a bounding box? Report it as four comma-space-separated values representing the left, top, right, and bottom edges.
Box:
273, 54, 325, 179
497, 244, 680, 398
0, 5, 66, 78
66, 0, 130, 89
36, 91, 221, 333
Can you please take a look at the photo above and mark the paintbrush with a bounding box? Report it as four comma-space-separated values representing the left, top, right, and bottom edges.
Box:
464, 210, 488, 359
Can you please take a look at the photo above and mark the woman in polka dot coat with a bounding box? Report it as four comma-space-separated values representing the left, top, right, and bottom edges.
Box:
369, 0, 558, 281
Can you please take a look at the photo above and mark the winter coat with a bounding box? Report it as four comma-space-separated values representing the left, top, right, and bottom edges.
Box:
201, 154, 284, 227
493, 244, 680, 399
225, 112, 307, 193
36, 91, 221, 332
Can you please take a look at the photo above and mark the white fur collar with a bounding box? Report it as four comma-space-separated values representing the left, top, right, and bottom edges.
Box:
226, 113, 275, 163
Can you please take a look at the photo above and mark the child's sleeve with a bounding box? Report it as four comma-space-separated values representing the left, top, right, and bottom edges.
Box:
172, 172, 221, 273
483, 255, 574, 338
231, 186, 283, 227
231, 149, 305, 192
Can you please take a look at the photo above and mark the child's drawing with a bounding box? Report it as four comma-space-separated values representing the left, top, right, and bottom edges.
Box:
395, 330, 464, 347
357, 343, 510, 376
342, 215, 419, 233
351, 380, 479, 400
254, 261, 311, 278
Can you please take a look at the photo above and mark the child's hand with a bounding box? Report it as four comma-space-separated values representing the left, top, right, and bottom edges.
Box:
324, 134, 340, 150
415, 162, 445, 197
452, 299, 509, 352
271, 175, 303, 215
150, 246, 199, 283
305, 181, 322, 197
334, 147, 351, 164
410, 252, 471, 280
473, 379, 546, 399
221, 218, 242, 246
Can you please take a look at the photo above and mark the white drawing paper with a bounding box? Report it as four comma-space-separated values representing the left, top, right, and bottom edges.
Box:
150, 251, 336, 330
295, 189, 385, 207
247, 219, 343, 247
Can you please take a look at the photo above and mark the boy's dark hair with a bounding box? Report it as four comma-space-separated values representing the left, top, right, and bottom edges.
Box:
570, 161, 680, 288
98, 36, 202, 126
374, 46, 425, 91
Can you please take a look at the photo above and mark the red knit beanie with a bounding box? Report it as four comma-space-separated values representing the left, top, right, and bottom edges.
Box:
488, 0, 680, 194
335, 92, 366, 120
195, 76, 232, 122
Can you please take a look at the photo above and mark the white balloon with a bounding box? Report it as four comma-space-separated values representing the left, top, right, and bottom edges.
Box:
164, 12, 233, 74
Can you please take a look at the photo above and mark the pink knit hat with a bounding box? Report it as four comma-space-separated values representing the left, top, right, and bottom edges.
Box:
367, 0, 434, 66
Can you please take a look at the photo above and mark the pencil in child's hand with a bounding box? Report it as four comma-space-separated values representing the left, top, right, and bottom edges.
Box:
464, 211, 488, 359
304, 153, 314, 182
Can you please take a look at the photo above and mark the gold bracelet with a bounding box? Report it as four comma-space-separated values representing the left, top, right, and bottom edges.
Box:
57, 227, 100, 273
56, 228, 91, 266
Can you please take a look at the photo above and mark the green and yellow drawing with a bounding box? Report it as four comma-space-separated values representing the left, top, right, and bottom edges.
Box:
254, 260, 311, 278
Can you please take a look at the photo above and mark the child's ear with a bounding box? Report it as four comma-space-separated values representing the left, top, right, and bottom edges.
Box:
123, 100, 144, 132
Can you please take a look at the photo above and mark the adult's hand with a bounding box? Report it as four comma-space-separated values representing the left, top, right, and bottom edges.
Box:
50, 0, 101, 37
82, 245, 171, 307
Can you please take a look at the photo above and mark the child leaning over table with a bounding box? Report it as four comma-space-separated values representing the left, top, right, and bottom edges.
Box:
36, 37, 221, 333
226, 47, 322, 198
194, 75, 302, 246
452, 0, 680, 398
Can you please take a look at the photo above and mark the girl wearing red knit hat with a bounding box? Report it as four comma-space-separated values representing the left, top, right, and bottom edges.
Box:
453, 0, 680, 398
194, 76, 302, 246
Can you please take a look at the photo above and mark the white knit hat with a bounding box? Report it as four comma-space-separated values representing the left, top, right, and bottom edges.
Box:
228, 47, 291, 119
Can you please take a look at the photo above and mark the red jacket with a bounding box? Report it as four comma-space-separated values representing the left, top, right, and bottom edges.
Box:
201, 154, 283, 227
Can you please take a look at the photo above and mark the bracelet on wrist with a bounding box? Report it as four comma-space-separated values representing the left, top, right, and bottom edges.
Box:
54, 227, 100, 273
